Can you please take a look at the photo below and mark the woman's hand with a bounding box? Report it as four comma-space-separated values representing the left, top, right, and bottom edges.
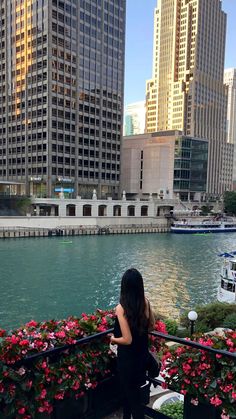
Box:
109, 334, 115, 344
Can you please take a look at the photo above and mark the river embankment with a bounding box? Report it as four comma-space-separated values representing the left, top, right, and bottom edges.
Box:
0, 216, 169, 238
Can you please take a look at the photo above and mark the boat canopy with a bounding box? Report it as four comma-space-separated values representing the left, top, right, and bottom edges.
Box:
218, 251, 236, 258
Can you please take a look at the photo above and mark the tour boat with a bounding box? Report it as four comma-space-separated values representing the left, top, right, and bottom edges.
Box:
170, 218, 236, 234
217, 252, 236, 304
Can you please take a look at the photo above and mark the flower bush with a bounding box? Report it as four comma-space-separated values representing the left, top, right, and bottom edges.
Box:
161, 331, 236, 418
0, 311, 166, 419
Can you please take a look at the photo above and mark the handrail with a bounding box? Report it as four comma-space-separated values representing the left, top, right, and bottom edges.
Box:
150, 331, 236, 360
9, 329, 236, 369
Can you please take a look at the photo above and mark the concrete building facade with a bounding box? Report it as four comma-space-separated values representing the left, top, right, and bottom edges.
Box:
124, 101, 146, 136
145, 0, 232, 196
224, 68, 236, 185
121, 131, 208, 202
0, 0, 126, 199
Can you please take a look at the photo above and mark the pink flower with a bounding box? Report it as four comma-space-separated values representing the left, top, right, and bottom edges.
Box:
232, 392, 236, 400
226, 339, 234, 347
54, 391, 65, 400
182, 363, 191, 374
72, 381, 80, 390
55, 331, 66, 339
97, 325, 106, 332
18, 407, 26, 415
210, 396, 222, 407
26, 320, 38, 328
39, 389, 47, 399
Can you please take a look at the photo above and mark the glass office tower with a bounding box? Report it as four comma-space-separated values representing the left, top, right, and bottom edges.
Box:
0, 0, 126, 198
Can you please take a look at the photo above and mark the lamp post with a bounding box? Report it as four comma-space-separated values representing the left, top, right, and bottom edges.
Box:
188, 310, 198, 336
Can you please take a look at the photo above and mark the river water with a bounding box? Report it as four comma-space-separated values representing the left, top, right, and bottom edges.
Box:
0, 233, 235, 330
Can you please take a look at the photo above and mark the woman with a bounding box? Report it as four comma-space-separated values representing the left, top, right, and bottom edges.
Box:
110, 268, 155, 419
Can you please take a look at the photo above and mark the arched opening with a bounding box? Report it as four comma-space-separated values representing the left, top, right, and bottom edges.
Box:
141, 205, 148, 216
127, 205, 135, 217
98, 205, 107, 216
113, 205, 121, 216
83, 205, 92, 216
66, 204, 76, 216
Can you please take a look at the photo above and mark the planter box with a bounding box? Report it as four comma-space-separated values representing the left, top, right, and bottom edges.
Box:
184, 395, 221, 419
46, 375, 121, 419
0, 376, 122, 419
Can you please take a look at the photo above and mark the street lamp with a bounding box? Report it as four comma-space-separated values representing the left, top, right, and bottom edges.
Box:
188, 310, 198, 336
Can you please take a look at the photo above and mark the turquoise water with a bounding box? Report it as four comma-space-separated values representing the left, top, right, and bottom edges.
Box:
0, 233, 235, 330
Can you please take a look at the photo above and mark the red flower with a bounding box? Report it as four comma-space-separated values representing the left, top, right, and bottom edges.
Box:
18, 407, 26, 415
19, 340, 29, 347
0, 329, 6, 337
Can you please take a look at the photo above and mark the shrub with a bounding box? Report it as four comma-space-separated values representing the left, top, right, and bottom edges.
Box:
180, 302, 236, 332
175, 328, 190, 338
164, 319, 178, 336
158, 401, 184, 419
223, 313, 236, 330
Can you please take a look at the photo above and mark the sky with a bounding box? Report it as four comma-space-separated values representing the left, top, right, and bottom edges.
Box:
124, 0, 236, 106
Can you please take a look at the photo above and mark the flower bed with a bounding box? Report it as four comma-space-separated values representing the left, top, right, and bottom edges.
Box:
0, 310, 115, 418
161, 331, 236, 418
0, 311, 166, 419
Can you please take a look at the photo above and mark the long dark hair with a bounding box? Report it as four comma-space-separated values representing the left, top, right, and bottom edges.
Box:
120, 268, 148, 335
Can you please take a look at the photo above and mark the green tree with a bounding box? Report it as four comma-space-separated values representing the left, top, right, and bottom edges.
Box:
15, 197, 32, 215
224, 191, 236, 215
200, 204, 212, 215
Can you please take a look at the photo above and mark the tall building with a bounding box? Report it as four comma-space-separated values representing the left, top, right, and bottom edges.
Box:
0, 0, 126, 198
124, 101, 146, 136
224, 68, 236, 184
146, 0, 232, 195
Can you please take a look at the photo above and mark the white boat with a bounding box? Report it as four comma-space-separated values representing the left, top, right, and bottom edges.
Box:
217, 252, 236, 304
171, 217, 236, 234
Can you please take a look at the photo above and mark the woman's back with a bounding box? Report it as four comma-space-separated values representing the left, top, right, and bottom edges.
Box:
114, 314, 149, 360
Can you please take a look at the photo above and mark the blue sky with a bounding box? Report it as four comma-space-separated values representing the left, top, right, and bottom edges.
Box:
124, 0, 236, 105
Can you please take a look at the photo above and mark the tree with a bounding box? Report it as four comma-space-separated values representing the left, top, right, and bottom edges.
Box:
224, 191, 236, 215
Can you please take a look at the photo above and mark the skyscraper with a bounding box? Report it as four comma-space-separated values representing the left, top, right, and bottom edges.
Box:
124, 101, 146, 136
146, 0, 232, 195
0, 0, 126, 198
224, 68, 236, 185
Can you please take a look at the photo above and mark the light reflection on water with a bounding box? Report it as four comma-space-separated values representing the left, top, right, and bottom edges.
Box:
0, 233, 235, 330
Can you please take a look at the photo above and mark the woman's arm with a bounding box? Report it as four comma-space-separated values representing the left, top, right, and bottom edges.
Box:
146, 299, 155, 331
110, 304, 132, 345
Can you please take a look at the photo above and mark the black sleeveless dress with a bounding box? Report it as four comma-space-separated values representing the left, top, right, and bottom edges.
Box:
114, 315, 149, 387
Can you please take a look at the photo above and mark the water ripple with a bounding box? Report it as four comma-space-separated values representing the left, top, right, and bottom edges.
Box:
0, 233, 235, 330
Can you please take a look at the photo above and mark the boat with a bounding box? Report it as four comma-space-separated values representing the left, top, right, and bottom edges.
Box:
170, 217, 236, 234
217, 252, 236, 304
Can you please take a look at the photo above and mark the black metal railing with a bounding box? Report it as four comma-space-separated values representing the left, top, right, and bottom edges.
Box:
4, 329, 236, 419
144, 331, 236, 419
